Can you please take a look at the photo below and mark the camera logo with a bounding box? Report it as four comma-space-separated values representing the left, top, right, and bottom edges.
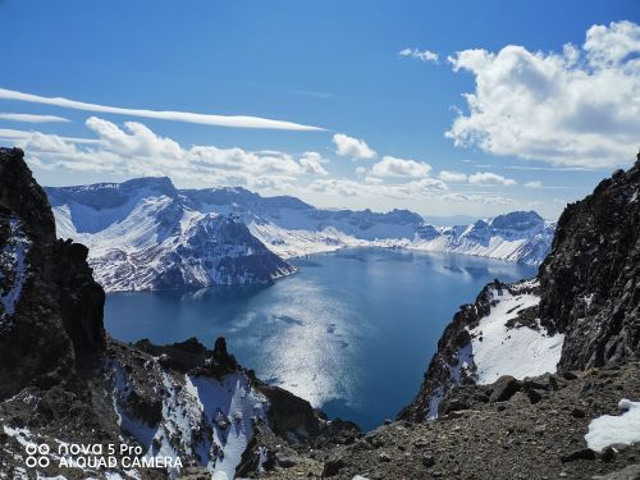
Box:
25, 443, 50, 468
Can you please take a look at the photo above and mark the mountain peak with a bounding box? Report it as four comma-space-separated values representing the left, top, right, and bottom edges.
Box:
120, 175, 176, 192
0, 148, 57, 244
489, 210, 544, 231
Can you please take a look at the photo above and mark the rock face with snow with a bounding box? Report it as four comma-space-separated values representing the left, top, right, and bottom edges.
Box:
398, 279, 564, 421
0, 149, 352, 479
177, 188, 555, 266
47, 179, 295, 292
537, 161, 640, 370
401, 156, 640, 423
47, 179, 554, 292
258, 360, 640, 480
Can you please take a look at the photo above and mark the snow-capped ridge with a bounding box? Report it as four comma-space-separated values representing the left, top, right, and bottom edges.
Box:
46, 177, 555, 291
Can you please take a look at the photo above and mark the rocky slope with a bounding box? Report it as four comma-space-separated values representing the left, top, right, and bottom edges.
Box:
47, 179, 555, 292
401, 155, 640, 425
0, 148, 353, 479
260, 362, 640, 480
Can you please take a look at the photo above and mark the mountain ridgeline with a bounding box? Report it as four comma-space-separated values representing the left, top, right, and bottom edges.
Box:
46, 177, 555, 292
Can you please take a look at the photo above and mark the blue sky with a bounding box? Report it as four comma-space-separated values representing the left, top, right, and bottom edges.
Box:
1, 0, 639, 219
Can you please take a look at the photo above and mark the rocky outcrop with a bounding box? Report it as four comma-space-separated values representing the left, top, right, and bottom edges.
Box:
538, 157, 640, 369
260, 361, 640, 480
0, 147, 105, 400
401, 155, 640, 424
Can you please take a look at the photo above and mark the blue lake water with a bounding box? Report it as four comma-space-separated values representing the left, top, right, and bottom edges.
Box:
105, 248, 536, 430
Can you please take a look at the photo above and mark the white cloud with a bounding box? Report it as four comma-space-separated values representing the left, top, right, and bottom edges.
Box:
524, 180, 543, 188
446, 21, 640, 168
364, 176, 384, 185
355, 166, 367, 176
0, 87, 324, 131
332, 133, 377, 159
399, 48, 439, 63
442, 192, 514, 205
438, 170, 468, 182
0, 112, 69, 123
310, 177, 447, 199
371, 156, 432, 178
8, 117, 322, 190
584, 21, 640, 67
299, 151, 329, 175
468, 172, 517, 186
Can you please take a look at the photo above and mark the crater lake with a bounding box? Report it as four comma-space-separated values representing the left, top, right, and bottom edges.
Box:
105, 248, 536, 430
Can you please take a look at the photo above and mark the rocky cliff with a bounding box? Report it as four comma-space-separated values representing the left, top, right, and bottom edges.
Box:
537, 163, 640, 370
400, 156, 640, 424
0, 147, 105, 400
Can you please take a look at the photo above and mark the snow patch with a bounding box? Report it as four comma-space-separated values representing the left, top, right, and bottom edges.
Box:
585, 399, 640, 452
3, 424, 35, 448
427, 388, 444, 421
469, 284, 564, 384
111, 359, 268, 479
0, 218, 30, 318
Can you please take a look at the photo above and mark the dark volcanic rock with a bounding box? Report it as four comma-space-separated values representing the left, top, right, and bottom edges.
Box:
538, 156, 640, 369
0, 148, 105, 399
489, 375, 522, 402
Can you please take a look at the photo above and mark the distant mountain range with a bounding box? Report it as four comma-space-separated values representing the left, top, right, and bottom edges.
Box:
46, 177, 555, 292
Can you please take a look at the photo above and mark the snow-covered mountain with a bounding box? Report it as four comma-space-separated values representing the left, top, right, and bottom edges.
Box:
180, 186, 554, 265
46, 178, 294, 292
414, 211, 555, 266
46, 177, 555, 291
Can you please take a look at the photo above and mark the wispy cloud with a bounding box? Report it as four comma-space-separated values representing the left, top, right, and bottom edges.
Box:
309, 177, 447, 199
399, 48, 439, 63
438, 170, 468, 182
0, 112, 70, 123
0, 128, 99, 144
0, 87, 325, 131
